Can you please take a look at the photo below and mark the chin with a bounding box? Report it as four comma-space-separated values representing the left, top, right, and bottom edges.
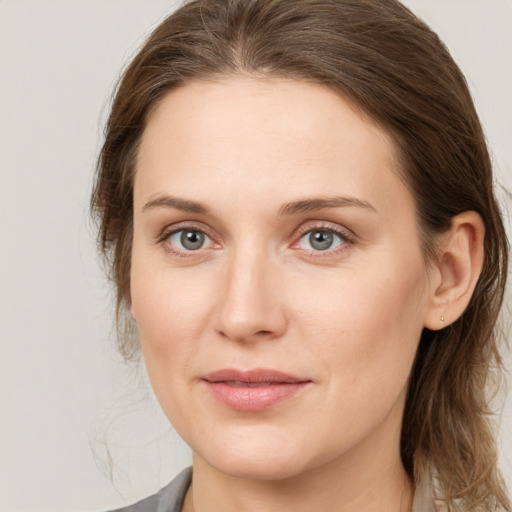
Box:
192, 427, 327, 482
210, 453, 310, 481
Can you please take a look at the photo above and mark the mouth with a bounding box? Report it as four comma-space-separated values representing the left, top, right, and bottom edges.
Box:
202, 368, 312, 411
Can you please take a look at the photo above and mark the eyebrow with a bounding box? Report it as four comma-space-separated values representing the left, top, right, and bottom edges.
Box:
279, 196, 377, 216
142, 194, 376, 216
142, 195, 211, 215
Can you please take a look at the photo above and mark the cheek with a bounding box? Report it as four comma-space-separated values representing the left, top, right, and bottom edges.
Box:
130, 253, 215, 370
291, 262, 428, 452
292, 257, 428, 391
129, 260, 218, 432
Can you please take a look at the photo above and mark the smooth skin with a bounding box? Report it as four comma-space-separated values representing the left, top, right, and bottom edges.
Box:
130, 77, 484, 512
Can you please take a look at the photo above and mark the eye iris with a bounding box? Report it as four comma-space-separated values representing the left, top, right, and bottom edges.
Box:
181, 230, 204, 250
309, 230, 333, 250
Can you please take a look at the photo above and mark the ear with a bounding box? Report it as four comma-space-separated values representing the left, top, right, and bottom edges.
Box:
424, 211, 485, 330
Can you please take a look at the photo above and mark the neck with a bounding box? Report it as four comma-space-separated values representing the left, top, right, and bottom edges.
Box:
184, 458, 413, 512
182, 413, 414, 512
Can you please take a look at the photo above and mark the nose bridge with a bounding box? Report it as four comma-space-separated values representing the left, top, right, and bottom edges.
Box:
215, 238, 286, 342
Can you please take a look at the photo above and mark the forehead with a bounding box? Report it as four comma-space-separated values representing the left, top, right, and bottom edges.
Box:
135, 77, 408, 217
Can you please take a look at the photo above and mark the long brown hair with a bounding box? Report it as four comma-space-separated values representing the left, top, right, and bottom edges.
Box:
91, 0, 510, 509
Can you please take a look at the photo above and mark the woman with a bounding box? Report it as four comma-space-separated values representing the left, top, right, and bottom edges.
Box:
91, 0, 510, 510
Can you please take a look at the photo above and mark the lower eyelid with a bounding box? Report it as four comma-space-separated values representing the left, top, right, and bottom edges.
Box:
290, 224, 356, 257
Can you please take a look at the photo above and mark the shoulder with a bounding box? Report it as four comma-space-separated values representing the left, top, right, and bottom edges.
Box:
107, 467, 192, 512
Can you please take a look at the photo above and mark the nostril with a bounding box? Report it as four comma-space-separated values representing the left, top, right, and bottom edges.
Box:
218, 328, 278, 342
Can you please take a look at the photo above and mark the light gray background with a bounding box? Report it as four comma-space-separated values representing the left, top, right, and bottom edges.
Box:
0, 1, 511, 511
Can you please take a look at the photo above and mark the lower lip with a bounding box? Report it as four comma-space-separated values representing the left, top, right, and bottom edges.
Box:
204, 381, 310, 411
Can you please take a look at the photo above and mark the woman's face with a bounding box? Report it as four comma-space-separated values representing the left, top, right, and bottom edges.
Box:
131, 77, 435, 480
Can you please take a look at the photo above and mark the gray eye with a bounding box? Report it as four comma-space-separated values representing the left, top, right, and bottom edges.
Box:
309, 230, 334, 251
169, 229, 209, 251
297, 229, 345, 252
181, 230, 205, 250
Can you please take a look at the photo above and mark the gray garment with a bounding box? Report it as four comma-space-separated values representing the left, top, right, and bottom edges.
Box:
109, 467, 192, 512
109, 466, 442, 512
412, 474, 443, 512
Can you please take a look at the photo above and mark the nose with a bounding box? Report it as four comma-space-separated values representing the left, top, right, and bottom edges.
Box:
214, 248, 287, 343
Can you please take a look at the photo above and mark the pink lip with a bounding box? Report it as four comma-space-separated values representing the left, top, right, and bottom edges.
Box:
202, 368, 312, 411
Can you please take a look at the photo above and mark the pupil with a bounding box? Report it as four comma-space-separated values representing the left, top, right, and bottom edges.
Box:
310, 230, 333, 251
181, 230, 204, 250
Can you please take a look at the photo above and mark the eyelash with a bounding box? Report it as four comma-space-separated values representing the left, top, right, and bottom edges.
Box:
157, 222, 218, 258
156, 221, 355, 258
291, 222, 355, 258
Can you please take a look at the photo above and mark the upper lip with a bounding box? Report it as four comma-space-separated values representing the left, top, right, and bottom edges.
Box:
203, 368, 310, 384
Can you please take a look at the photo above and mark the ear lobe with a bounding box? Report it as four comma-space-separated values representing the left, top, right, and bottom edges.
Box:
424, 211, 485, 330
